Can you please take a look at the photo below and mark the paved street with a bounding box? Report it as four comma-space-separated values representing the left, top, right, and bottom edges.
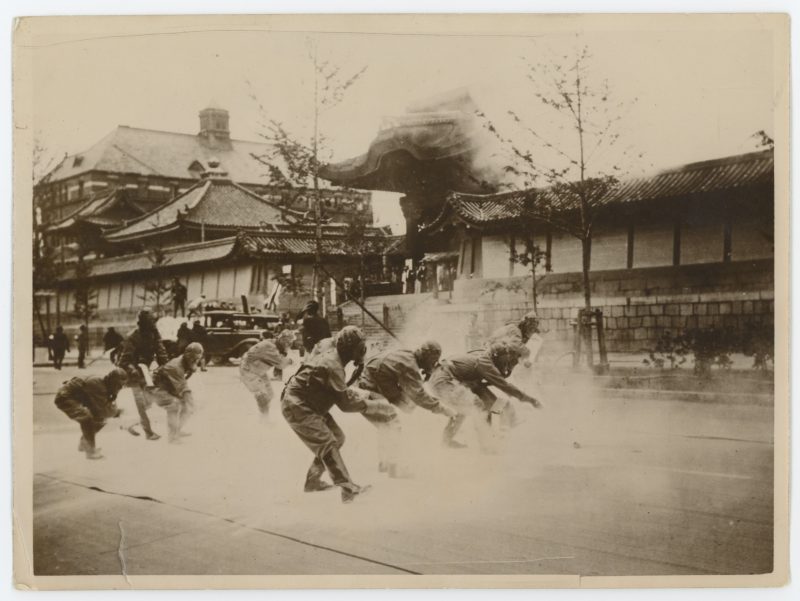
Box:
31, 357, 774, 576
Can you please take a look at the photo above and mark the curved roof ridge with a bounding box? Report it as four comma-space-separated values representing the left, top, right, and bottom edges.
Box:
104, 180, 209, 239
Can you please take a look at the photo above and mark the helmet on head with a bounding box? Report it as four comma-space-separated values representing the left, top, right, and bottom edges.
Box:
518, 311, 540, 341
414, 340, 442, 374
103, 367, 128, 393
137, 307, 156, 330
489, 341, 520, 377
183, 342, 204, 364
335, 326, 367, 365
275, 329, 295, 354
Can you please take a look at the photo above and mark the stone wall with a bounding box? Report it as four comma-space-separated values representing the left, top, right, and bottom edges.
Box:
451, 259, 774, 355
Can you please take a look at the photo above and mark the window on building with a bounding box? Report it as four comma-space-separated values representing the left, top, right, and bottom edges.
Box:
681, 204, 725, 265
73, 156, 83, 167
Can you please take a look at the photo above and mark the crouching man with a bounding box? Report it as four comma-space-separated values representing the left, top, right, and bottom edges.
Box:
54, 367, 128, 460
281, 326, 375, 503
239, 330, 295, 418
430, 342, 542, 451
488, 312, 541, 369
118, 308, 169, 440
149, 342, 204, 443
355, 341, 457, 478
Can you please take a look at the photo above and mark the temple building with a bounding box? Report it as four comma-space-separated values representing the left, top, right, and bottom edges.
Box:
37, 104, 371, 261
34, 106, 390, 341
418, 150, 774, 352
320, 88, 497, 263
42, 164, 399, 331
323, 88, 775, 355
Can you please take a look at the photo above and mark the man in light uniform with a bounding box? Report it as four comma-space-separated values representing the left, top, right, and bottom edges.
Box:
281, 326, 379, 503
487, 312, 543, 369
431, 342, 542, 451
149, 342, 204, 443
239, 330, 295, 417
355, 341, 457, 478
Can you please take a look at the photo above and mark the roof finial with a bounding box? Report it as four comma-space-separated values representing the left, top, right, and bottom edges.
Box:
201, 157, 229, 180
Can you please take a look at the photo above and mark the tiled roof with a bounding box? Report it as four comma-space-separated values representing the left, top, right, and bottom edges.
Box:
59, 227, 397, 281
45, 188, 150, 233
59, 237, 238, 280
382, 235, 407, 257
106, 178, 286, 241
320, 111, 479, 191
430, 150, 774, 230
238, 230, 399, 258
41, 125, 275, 185
239, 235, 350, 257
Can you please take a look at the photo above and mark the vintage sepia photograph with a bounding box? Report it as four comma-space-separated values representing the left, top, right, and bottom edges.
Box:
12, 13, 789, 590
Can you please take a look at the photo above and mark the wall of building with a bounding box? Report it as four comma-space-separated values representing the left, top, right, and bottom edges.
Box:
448, 201, 773, 355
47, 255, 375, 337
451, 259, 773, 355
36, 172, 190, 224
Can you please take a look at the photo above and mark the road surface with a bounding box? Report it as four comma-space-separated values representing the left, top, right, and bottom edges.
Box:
30, 357, 774, 576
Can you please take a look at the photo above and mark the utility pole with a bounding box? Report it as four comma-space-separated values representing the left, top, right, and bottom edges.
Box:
311, 41, 323, 312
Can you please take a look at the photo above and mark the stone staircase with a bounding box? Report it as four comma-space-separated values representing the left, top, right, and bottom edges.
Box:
336, 293, 433, 350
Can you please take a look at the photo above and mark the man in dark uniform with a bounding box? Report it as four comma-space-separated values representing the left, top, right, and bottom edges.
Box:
281, 326, 376, 503
117, 308, 169, 440
297, 300, 331, 354
103, 327, 124, 364
431, 341, 542, 450
191, 319, 209, 371
77, 324, 90, 369
49, 325, 70, 370
171, 277, 188, 317
356, 341, 457, 477
149, 342, 204, 443
54, 367, 127, 459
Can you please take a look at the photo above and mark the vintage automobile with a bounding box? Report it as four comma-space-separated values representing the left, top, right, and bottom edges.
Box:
199, 310, 282, 364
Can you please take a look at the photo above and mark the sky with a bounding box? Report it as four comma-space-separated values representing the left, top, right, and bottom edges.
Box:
27, 20, 777, 231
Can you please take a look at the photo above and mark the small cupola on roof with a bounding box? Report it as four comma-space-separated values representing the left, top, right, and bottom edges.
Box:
201, 157, 230, 180
198, 103, 231, 148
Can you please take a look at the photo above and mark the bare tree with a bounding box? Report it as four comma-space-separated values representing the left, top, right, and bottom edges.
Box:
481, 43, 640, 367
72, 245, 98, 328
343, 213, 383, 324
247, 37, 367, 307
508, 198, 549, 312
137, 247, 172, 317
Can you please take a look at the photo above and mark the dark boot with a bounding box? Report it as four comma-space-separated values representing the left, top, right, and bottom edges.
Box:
442, 414, 467, 448
321, 448, 370, 503
304, 457, 333, 492
341, 484, 372, 504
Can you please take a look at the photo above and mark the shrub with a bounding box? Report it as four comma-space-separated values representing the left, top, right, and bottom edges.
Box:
642, 330, 688, 370
679, 327, 737, 376
740, 321, 774, 371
